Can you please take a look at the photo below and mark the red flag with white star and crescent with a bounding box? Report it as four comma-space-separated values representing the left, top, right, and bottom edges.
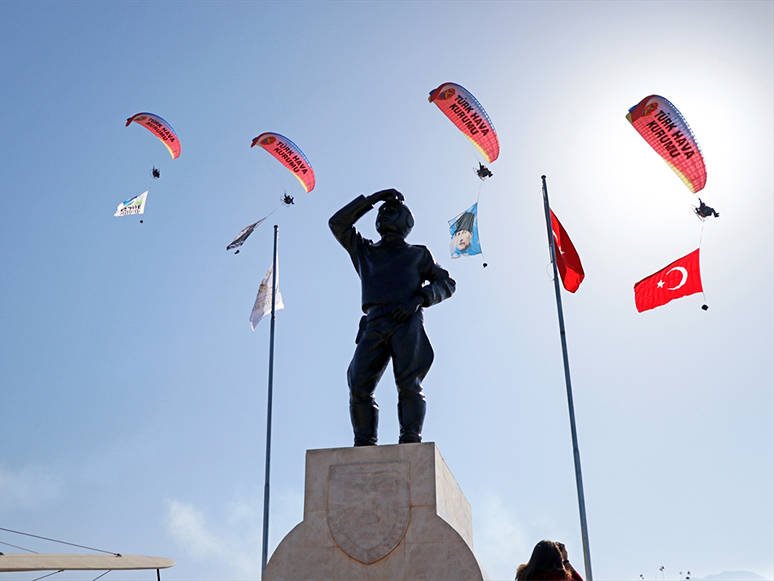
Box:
634, 249, 703, 312
550, 209, 585, 293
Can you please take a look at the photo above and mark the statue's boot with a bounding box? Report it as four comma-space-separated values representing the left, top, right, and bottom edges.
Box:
397, 396, 426, 444
350, 401, 378, 446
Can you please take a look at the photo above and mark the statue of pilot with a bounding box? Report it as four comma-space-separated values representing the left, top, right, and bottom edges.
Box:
329, 189, 456, 446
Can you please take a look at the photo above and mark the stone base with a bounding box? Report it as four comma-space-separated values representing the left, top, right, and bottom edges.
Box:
264, 442, 489, 581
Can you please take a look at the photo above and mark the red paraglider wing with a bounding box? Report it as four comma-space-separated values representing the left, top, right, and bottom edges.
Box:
251, 132, 315, 193
626, 95, 706, 193
126, 113, 181, 159
428, 82, 499, 164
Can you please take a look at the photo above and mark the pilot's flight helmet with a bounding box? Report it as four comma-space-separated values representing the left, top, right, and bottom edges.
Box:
376, 200, 414, 238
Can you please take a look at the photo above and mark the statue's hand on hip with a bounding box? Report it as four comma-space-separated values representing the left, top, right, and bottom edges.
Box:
391, 296, 424, 322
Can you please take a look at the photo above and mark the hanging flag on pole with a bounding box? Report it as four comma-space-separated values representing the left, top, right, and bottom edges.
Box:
448, 203, 482, 258
634, 249, 702, 312
114, 191, 148, 217
250, 262, 284, 330
227, 218, 266, 252
550, 209, 585, 293
541, 176, 594, 581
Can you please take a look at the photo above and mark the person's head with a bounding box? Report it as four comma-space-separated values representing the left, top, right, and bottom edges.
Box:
453, 229, 472, 251
451, 211, 475, 252
376, 200, 414, 238
515, 540, 566, 580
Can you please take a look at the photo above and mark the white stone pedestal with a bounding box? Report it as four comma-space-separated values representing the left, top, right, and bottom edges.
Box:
264, 442, 489, 581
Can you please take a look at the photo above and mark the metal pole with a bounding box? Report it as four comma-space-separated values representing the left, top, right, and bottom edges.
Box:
261, 225, 279, 578
541, 176, 593, 581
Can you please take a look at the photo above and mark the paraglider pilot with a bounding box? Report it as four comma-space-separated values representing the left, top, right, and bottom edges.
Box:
476, 162, 493, 180
329, 189, 456, 446
695, 198, 719, 219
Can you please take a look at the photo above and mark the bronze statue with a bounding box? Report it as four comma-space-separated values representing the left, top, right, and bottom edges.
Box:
330, 189, 456, 446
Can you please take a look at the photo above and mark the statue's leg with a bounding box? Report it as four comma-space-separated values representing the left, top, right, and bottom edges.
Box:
397, 395, 427, 444
347, 321, 390, 446
390, 312, 434, 444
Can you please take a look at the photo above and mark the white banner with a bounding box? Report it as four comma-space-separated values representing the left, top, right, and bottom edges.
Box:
114, 191, 148, 217
250, 261, 284, 330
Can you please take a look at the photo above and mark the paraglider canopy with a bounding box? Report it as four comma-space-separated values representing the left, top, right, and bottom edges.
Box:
626, 95, 706, 194
126, 112, 181, 159
428, 82, 499, 164
251, 132, 316, 193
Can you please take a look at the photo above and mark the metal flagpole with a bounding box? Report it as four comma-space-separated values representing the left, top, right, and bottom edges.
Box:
541, 176, 593, 581
261, 225, 279, 578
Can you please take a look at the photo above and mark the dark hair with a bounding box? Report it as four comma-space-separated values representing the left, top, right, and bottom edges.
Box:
515, 540, 568, 581
453, 211, 475, 234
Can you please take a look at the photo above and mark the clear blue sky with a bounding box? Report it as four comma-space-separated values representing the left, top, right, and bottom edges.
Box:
1, 2, 772, 580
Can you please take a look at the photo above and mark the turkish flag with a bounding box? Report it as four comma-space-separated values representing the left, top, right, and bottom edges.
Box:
634, 249, 703, 312
550, 209, 585, 293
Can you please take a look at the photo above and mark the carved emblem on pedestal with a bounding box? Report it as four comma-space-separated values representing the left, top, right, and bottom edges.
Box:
327, 461, 410, 564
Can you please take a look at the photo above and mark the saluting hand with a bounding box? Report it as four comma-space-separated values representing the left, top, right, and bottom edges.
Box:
368, 188, 404, 204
